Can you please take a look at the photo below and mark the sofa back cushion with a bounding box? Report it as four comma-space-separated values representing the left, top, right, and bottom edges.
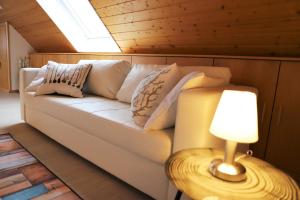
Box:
116, 64, 168, 103
78, 60, 131, 99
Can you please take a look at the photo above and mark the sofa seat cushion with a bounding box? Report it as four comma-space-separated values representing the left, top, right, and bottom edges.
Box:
24, 92, 173, 164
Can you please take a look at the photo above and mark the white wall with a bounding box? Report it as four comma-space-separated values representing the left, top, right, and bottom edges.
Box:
9, 25, 35, 90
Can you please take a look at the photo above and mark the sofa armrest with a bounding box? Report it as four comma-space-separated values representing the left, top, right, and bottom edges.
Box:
173, 87, 225, 153
19, 68, 40, 120
19, 68, 40, 93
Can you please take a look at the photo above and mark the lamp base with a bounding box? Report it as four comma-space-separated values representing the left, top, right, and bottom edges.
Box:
209, 159, 246, 182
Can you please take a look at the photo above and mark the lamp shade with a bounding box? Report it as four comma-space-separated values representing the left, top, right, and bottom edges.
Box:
209, 90, 258, 143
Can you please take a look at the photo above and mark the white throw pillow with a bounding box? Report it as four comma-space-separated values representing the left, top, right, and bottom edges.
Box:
131, 63, 180, 127
116, 64, 168, 103
144, 72, 230, 130
82, 60, 131, 99
25, 65, 47, 92
35, 61, 92, 98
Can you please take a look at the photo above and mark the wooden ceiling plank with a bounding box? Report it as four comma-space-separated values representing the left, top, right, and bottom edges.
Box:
121, 44, 300, 56
112, 18, 300, 41
106, 1, 300, 34
91, 0, 135, 9
96, 0, 290, 19
100, 0, 290, 26
95, 0, 189, 18
116, 33, 300, 48
17, 21, 58, 33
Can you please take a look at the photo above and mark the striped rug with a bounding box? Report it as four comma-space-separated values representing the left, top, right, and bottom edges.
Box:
0, 134, 81, 200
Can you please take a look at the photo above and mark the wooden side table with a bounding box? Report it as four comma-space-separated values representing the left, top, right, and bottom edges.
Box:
166, 148, 299, 200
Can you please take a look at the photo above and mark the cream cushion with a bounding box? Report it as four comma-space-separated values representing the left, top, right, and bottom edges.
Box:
35, 61, 92, 98
25, 65, 47, 92
131, 63, 181, 127
144, 72, 229, 130
24, 92, 172, 164
78, 60, 131, 99
116, 64, 168, 103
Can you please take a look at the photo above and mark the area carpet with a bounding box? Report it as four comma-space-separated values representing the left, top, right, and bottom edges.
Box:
7, 123, 152, 200
0, 133, 81, 200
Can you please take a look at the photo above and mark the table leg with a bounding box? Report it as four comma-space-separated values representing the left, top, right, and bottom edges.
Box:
175, 190, 182, 200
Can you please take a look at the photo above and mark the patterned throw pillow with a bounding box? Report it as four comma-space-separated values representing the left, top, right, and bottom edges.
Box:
35, 61, 92, 98
144, 72, 229, 130
131, 63, 180, 127
116, 64, 168, 103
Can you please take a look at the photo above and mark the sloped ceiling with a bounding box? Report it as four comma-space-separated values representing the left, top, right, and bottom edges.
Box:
1, 0, 300, 56
0, 0, 75, 52
92, 0, 300, 56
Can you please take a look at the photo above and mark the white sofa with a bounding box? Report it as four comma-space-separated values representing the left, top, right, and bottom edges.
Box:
19, 66, 228, 200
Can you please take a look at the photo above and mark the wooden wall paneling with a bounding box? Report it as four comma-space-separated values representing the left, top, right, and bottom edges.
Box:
43, 54, 68, 64
29, 54, 44, 67
75, 54, 101, 61
166, 57, 213, 66
66, 54, 83, 64
0, 22, 11, 91
266, 61, 300, 182
132, 56, 166, 64
67, 54, 132, 63
66, 54, 101, 64
213, 58, 280, 159
30, 54, 133, 65
92, 55, 132, 63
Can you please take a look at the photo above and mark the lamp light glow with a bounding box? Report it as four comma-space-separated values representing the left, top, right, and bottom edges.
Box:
209, 90, 258, 143
217, 163, 239, 175
208, 89, 259, 182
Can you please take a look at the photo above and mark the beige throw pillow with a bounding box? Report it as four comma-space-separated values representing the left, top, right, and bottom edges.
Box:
116, 64, 168, 103
35, 61, 92, 98
131, 63, 180, 127
144, 72, 230, 130
79, 60, 131, 99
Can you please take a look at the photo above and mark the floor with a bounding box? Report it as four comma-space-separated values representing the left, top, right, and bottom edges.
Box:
0, 134, 81, 199
0, 92, 153, 200
0, 92, 22, 134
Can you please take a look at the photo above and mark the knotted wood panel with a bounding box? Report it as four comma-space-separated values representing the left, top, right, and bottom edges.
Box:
166, 148, 299, 200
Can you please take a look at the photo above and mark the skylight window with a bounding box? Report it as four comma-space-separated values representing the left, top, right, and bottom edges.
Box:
36, 0, 121, 52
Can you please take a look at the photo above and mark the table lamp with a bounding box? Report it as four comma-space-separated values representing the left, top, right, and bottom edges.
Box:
208, 90, 258, 182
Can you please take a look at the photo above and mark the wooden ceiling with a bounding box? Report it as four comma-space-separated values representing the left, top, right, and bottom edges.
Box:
1, 0, 300, 57
0, 0, 75, 52
92, 0, 300, 56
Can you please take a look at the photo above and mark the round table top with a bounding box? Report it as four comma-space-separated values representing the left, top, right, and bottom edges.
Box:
166, 148, 299, 200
